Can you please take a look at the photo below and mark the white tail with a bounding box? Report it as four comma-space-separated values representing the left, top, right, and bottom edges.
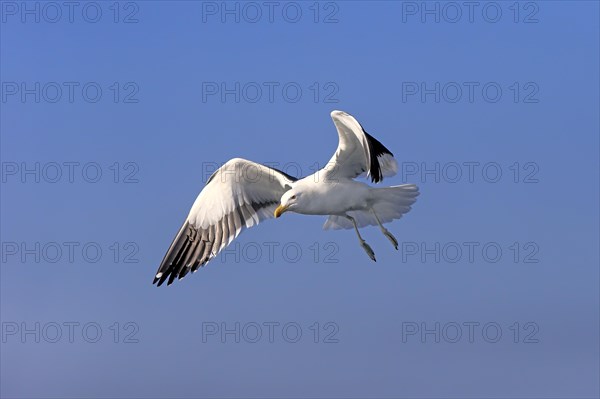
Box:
323, 184, 419, 230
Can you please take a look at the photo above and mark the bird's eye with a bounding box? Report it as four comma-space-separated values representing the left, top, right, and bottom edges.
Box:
290, 195, 296, 200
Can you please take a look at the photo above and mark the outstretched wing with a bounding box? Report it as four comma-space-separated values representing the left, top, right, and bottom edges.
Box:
153, 158, 297, 286
325, 110, 397, 183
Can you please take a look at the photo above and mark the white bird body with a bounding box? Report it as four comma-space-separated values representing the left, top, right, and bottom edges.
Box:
285, 177, 371, 216
153, 111, 419, 286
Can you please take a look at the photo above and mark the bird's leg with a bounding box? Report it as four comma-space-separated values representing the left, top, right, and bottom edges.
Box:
346, 215, 376, 262
371, 209, 398, 250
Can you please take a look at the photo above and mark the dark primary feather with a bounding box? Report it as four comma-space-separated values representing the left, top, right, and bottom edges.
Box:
362, 127, 394, 183
153, 200, 280, 287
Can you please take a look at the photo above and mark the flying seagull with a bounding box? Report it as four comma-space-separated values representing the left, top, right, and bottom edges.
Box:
153, 110, 419, 286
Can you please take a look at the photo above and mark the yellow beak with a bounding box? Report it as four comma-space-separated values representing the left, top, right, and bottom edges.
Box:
274, 204, 289, 218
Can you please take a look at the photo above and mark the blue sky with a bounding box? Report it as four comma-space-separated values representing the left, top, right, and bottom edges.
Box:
1, 1, 599, 398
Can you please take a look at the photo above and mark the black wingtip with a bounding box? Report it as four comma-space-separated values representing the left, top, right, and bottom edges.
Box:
155, 272, 169, 287
152, 221, 199, 287
360, 125, 394, 184
178, 266, 190, 280
167, 271, 178, 286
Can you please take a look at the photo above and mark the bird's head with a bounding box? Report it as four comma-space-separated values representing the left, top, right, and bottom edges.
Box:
274, 190, 303, 218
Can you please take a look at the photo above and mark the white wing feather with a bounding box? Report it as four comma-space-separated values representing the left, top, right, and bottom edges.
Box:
325, 110, 398, 183
153, 158, 295, 286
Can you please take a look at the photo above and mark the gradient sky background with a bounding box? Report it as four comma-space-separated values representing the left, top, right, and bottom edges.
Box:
1, 1, 599, 398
